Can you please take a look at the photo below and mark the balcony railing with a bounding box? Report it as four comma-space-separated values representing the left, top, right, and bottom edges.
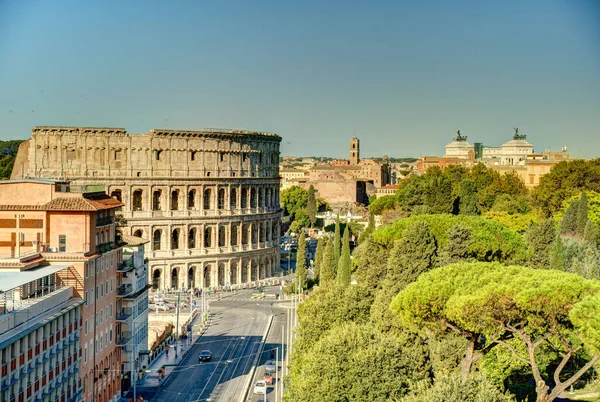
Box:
116, 307, 132, 322
116, 331, 133, 346
116, 284, 133, 297
96, 242, 115, 254
117, 259, 135, 273
95, 216, 115, 227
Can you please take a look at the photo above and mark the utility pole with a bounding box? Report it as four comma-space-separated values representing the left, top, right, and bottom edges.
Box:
175, 291, 180, 358
281, 324, 285, 399
189, 287, 193, 345
132, 320, 137, 402
275, 346, 279, 402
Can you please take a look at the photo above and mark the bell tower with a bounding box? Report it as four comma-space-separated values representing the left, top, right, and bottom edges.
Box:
350, 135, 360, 165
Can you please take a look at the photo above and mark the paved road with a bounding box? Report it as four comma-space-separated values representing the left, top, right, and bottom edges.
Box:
150, 288, 279, 402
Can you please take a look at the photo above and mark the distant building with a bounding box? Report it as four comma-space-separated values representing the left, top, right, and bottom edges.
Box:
444, 130, 475, 159
375, 184, 398, 198
482, 128, 534, 166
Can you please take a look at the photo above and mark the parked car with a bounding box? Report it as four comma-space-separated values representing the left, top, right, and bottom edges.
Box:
153, 294, 164, 303
254, 380, 267, 395
262, 372, 274, 386
198, 350, 212, 362
265, 360, 277, 373
155, 302, 171, 311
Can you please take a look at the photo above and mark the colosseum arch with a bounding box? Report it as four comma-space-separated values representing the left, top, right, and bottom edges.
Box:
203, 188, 212, 210
153, 229, 162, 250
132, 189, 143, 211
152, 189, 162, 211
230, 261, 238, 285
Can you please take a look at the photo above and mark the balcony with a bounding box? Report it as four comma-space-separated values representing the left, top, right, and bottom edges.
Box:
95, 216, 115, 227
117, 259, 135, 273
116, 284, 133, 297
116, 307, 132, 322
96, 242, 115, 254
116, 331, 133, 347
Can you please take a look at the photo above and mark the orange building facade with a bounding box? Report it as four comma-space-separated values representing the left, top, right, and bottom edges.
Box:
0, 179, 124, 402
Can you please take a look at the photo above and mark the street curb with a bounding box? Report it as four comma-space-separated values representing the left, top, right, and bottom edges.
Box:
239, 314, 274, 402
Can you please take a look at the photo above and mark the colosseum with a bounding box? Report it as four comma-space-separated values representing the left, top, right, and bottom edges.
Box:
11, 126, 282, 291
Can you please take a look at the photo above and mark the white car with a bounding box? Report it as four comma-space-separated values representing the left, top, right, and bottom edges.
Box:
254, 380, 267, 395
153, 295, 164, 303
150, 302, 170, 312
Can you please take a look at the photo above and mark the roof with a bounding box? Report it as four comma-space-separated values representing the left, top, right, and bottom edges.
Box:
0, 194, 124, 212
378, 184, 398, 189
121, 234, 149, 246
0, 264, 71, 292
445, 140, 474, 148
502, 139, 534, 147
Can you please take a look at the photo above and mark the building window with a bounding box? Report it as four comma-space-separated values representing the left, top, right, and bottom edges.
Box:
218, 189, 225, 210
188, 228, 196, 249
204, 227, 212, 248
85, 291, 88, 306
171, 229, 180, 249
188, 189, 196, 209
190, 151, 196, 161
85, 319, 88, 335
91, 289, 94, 304
153, 230, 162, 250
203, 188, 212, 210
171, 190, 179, 210
152, 190, 162, 211
133, 189, 143, 211
58, 235, 67, 252
230, 188, 237, 209
156, 150, 163, 160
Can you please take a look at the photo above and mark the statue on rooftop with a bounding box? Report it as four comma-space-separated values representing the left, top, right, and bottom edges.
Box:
513, 127, 527, 140
453, 129, 468, 142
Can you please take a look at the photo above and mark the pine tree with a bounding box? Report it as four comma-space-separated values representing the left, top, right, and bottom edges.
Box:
560, 199, 579, 235
320, 237, 336, 284
306, 185, 317, 228
296, 231, 307, 290
584, 219, 598, 246
458, 179, 480, 216
549, 234, 566, 271
333, 215, 341, 263
337, 227, 351, 287
576, 191, 589, 235
438, 224, 473, 266
314, 237, 326, 282
526, 219, 556, 269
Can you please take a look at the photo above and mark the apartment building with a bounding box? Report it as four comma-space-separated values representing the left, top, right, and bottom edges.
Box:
117, 235, 150, 393
0, 262, 83, 402
0, 179, 125, 402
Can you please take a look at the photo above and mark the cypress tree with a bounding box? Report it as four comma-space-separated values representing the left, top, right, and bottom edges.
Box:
337, 227, 351, 287
333, 215, 341, 263
576, 192, 589, 235
438, 224, 473, 266
306, 185, 317, 228
296, 231, 307, 290
560, 199, 579, 235
549, 234, 566, 271
458, 179, 480, 216
314, 237, 326, 282
526, 219, 556, 269
584, 219, 598, 247
368, 212, 375, 230
320, 237, 336, 284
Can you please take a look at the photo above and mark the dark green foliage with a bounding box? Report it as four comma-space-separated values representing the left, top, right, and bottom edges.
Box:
584, 219, 598, 246
337, 227, 351, 287
526, 219, 556, 268
576, 191, 589, 234
371, 221, 437, 333
320, 237, 336, 284
368, 195, 397, 215
306, 185, 317, 228
288, 323, 428, 402
333, 215, 341, 263
438, 224, 473, 266
280, 186, 308, 219
313, 237, 325, 281
532, 158, 600, 216
296, 231, 307, 290
373, 214, 528, 265
354, 239, 389, 292
458, 179, 479, 215
490, 194, 530, 215
559, 198, 579, 235
0, 140, 25, 179
402, 374, 515, 402
549, 233, 565, 271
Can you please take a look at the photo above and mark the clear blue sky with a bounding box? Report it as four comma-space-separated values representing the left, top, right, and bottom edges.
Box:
0, 0, 598, 158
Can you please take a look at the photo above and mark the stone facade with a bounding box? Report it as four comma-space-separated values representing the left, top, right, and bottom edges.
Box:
12, 126, 282, 292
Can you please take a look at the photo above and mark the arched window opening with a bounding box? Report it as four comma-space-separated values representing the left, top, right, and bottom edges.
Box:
231, 225, 238, 246
133, 229, 143, 238
188, 189, 196, 209
242, 224, 249, 245
188, 228, 196, 249
218, 226, 226, 247
230, 188, 237, 209
132, 190, 143, 211
250, 188, 257, 208
241, 188, 248, 208
218, 188, 225, 210
110, 190, 122, 202
171, 190, 179, 211
203, 188, 212, 210
171, 229, 180, 249
152, 190, 162, 211
153, 230, 162, 250
204, 227, 212, 248
259, 188, 264, 208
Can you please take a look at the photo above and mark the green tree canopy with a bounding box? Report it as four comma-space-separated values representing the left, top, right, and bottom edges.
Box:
458, 179, 480, 216
368, 194, 397, 215
437, 223, 473, 266
287, 322, 427, 402
280, 186, 308, 219
306, 185, 317, 228
532, 158, 600, 216
333, 215, 341, 263
337, 226, 351, 287
313, 236, 325, 282
401, 374, 515, 402
526, 219, 556, 269
296, 231, 307, 290
391, 262, 600, 401
320, 237, 336, 284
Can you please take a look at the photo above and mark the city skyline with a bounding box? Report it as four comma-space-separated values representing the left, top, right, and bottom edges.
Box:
1, 0, 599, 158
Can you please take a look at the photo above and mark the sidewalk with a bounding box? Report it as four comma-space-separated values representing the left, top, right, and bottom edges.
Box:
136, 310, 211, 388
